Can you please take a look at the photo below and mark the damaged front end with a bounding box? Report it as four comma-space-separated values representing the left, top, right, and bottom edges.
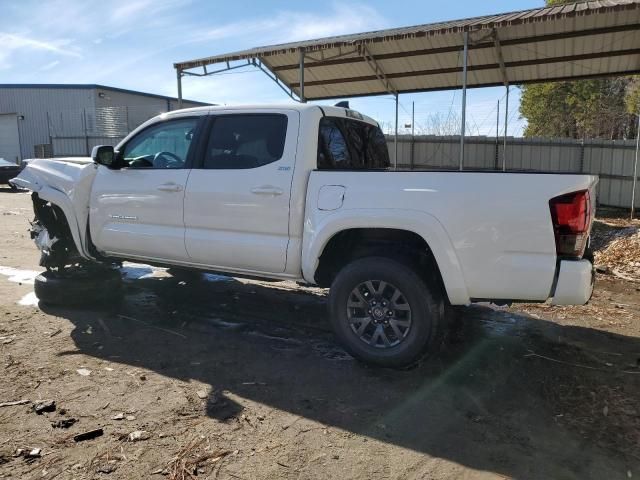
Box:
12, 157, 101, 270
30, 194, 82, 269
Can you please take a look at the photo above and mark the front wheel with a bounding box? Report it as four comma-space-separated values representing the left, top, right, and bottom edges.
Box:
328, 257, 443, 368
34, 267, 122, 306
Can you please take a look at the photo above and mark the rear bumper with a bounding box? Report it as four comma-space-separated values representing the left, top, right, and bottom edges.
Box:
551, 259, 594, 306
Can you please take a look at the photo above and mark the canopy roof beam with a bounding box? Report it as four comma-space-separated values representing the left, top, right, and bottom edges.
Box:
255, 58, 299, 101
181, 60, 253, 77
302, 46, 360, 64
176, 57, 300, 103
360, 45, 398, 96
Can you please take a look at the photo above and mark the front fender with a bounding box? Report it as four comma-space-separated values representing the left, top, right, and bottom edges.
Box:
34, 186, 93, 260
302, 208, 470, 305
12, 159, 97, 260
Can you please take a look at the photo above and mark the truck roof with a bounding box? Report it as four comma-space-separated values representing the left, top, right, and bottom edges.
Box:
165, 103, 379, 126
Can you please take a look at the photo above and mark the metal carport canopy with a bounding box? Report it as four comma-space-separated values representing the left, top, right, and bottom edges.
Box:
174, 0, 640, 101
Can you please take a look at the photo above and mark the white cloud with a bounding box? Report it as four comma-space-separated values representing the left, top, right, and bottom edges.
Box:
40, 60, 61, 71
0, 32, 81, 59
110, 0, 155, 22
110, 0, 190, 24
0, 1, 389, 111
0, 32, 81, 69
192, 3, 387, 46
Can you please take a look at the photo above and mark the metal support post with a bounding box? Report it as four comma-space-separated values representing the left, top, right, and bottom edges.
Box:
176, 69, 183, 109
394, 94, 399, 170
299, 49, 306, 103
503, 85, 509, 171
495, 99, 500, 169
410, 101, 415, 169
83, 109, 89, 156
459, 31, 469, 171
632, 113, 639, 219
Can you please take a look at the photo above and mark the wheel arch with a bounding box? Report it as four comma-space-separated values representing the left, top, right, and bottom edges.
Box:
302, 209, 470, 305
33, 187, 92, 260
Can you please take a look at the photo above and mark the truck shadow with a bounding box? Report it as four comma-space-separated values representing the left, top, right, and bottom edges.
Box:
41, 273, 640, 479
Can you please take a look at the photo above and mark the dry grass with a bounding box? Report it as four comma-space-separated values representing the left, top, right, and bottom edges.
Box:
160, 437, 230, 480
591, 218, 640, 282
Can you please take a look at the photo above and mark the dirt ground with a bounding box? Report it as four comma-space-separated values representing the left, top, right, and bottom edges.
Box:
0, 188, 639, 480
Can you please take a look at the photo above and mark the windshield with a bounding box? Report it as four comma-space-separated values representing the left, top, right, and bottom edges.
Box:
0, 159, 16, 167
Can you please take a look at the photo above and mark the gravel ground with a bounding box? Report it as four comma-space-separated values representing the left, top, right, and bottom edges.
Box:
0, 188, 639, 480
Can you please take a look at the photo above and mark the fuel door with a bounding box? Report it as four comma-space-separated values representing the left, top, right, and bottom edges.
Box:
317, 185, 346, 211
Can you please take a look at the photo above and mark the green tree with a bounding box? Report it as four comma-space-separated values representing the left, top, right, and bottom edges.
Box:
519, 0, 638, 139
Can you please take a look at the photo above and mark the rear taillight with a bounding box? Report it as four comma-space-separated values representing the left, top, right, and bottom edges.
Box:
549, 190, 591, 258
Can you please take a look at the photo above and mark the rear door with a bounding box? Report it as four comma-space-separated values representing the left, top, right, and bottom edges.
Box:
90, 116, 201, 261
183, 110, 299, 273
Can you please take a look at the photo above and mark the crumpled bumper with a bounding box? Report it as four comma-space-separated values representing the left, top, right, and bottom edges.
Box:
551, 259, 594, 306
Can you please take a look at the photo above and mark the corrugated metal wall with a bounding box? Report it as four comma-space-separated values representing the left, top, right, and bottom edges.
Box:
0, 86, 204, 159
94, 87, 190, 132
50, 91, 203, 156
388, 135, 639, 209
0, 87, 94, 160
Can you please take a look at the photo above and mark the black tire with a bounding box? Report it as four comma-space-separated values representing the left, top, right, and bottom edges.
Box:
328, 257, 443, 368
34, 268, 122, 306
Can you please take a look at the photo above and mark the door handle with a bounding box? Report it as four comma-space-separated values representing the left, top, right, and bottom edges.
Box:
157, 183, 184, 192
251, 185, 283, 196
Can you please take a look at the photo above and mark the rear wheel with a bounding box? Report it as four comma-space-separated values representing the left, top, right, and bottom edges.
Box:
328, 257, 443, 368
34, 267, 122, 306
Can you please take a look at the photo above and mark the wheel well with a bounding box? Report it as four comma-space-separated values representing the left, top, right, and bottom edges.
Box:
314, 228, 448, 301
32, 193, 80, 268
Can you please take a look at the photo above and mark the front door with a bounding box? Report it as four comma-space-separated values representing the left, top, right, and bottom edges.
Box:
184, 111, 299, 273
90, 116, 200, 262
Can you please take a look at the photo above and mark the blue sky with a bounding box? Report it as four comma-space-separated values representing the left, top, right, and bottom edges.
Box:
0, 0, 541, 136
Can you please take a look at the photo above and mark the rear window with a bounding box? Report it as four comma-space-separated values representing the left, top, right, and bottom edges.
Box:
317, 117, 389, 170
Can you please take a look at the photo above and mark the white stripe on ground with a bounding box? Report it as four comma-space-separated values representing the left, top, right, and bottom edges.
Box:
0, 266, 40, 285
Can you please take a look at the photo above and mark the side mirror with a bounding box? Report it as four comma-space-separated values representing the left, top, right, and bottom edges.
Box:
91, 145, 115, 167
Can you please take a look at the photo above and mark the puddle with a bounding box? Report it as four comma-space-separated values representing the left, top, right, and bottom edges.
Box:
121, 262, 163, 280
203, 273, 233, 283
0, 266, 40, 284
121, 263, 232, 283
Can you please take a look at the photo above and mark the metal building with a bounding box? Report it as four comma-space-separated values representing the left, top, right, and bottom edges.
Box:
0, 84, 207, 162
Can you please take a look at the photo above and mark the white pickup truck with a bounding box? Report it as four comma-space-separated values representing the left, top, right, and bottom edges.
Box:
12, 103, 596, 367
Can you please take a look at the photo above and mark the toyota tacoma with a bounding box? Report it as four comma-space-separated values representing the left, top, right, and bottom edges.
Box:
11, 103, 596, 367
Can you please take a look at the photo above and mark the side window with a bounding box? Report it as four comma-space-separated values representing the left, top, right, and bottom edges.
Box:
203, 114, 288, 169
318, 119, 351, 169
317, 117, 389, 170
121, 118, 198, 169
